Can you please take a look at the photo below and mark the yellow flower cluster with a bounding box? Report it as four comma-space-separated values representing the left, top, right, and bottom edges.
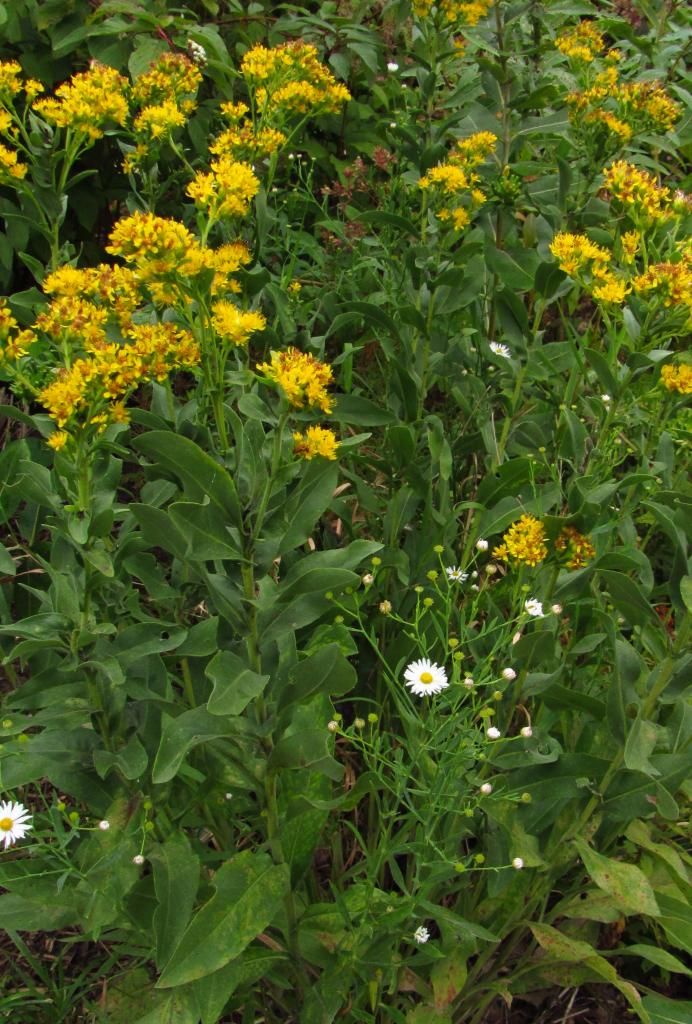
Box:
36, 295, 108, 352
240, 42, 351, 120
0, 143, 27, 181
210, 124, 287, 162
549, 232, 611, 276
0, 60, 42, 104
107, 211, 197, 271
412, 0, 492, 24
293, 426, 339, 460
187, 156, 259, 221
211, 302, 266, 346
419, 131, 496, 231
43, 263, 142, 330
33, 64, 128, 140
257, 347, 334, 413
0, 301, 36, 361
493, 515, 548, 567
554, 527, 596, 570
633, 261, 692, 325
567, 70, 680, 145
131, 53, 202, 109
38, 323, 199, 429
555, 21, 604, 62
603, 161, 674, 222
133, 98, 186, 140
661, 364, 692, 395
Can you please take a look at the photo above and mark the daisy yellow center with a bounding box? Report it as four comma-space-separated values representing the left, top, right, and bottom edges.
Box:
0, 817, 13, 831
420, 672, 433, 684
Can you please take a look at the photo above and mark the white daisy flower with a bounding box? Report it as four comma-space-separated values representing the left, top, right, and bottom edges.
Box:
98, 819, 110, 831
445, 565, 469, 583
487, 726, 501, 739
525, 598, 544, 617
512, 857, 524, 869
476, 538, 489, 551
551, 603, 563, 615
520, 726, 533, 738
480, 782, 493, 795
387, 61, 399, 71
501, 667, 517, 681
404, 658, 449, 697
489, 342, 511, 359
601, 393, 611, 403
133, 854, 145, 865
0, 800, 32, 850
413, 925, 430, 944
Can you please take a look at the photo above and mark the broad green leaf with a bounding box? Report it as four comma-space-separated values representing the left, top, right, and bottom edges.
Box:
624, 715, 660, 777
152, 706, 240, 783
157, 850, 289, 988
599, 569, 659, 629
134, 431, 241, 528
279, 458, 339, 553
205, 651, 269, 716
642, 994, 692, 1024
152, 835, 200, 970
431, 951, 468, 1009
110, 622, 187, 666
169, 501, 242, 561
573, 837, 660, 917
279, 643, 356, 709
614, 945, 691, 977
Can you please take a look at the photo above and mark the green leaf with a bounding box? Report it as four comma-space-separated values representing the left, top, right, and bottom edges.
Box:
279, 643, 356, 709
152, 706, 239, 784
169, 501, 242, 561
624, 715, 660, 777
643, 994, 692, 1024
279, 458, 339, 554
330, 394, 396, 425
205, 651, 269, 716
599, 569, 659, 629
573, 837, 660, 917
129, 504, 188, 560
615, 945, 691, 977
134, 432, 241, 528
110, 622, 187, 666
157, 850, 289, 988
152, 835, 200, 971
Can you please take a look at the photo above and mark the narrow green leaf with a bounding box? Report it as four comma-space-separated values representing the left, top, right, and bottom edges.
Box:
152, 835, 201, 971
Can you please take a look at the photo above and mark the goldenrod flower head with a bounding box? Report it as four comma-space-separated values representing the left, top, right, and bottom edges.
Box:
555, 526, 595, 569
134, 99, 186, 140
293, 426, 339, 460
0, 143, 27, 180
210, 125, 287, 161
132, 53, 202, 107
420, 164, 471, 194
220, 101, 250, 123
603, 161, 673, 222
0, 61, 24, 100
0, 110, 12, 133
620, 231, 639, 263
257, 347, 334, 413
592, 273, 629, 304
33, 64, 128, 140
454, 131, 497, 166
240, 42, 350, 118
618, 81, 681, 132
555, 21, 604, 62
550, 232, 611, 276
412, 0, 492, 25
633, 261, 691, 321
47, 430, 69, 451
584, 109, 632, 143
36, 296, 108, 351
493, 514, 548, 567
661, 363, 692, 395
107, 211, 197, 269
187, 157, 259, 220
211, 301, 266, 345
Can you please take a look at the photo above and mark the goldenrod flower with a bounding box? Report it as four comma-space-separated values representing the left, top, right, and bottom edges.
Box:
493, 514, 548, 567
240, 42, 350, 118
620, 231, 639, 263
107, 211, 197, 269
632, 261, 691, 320
555, 21, 604, 62
555, 527, 596, 569
210, 125, 287, 161
661, 364, 692, 395
131, 53, 202, 107
0, 61, 24, 100
33, 64, 128, 140
36, 296, 108, 351
258, 347, 334, 413
133, 99, 186, 140
293, 426, 339, 460
47, 430, 69, 451
0, 143, 27, 180
550, 232, 611, 276
592, 273, 629, 304
187, 157, 259, 220
211, 302, 266, 345
603, 161, 673, 222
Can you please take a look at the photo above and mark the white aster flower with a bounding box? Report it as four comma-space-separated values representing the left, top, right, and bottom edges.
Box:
480, 782, 493, 795
387, 61, 399, 71
463, 676, 475, 688
133, 854, 145, 865
551, 603, 563, 615
601, 393, 611, 403
501, 667, 517, 681
0, 800, 32, 850
520, 726, 533, 738
476, 538, 489, 551
413, 925, 430, 944
327, 720, 339, 732
362, 572, 374, 586
525, 598, 544, 617
512, 857, 524, 869
489, 342, 511, 359
404, 658, 449, 697
445, 565, 469, 583
98, 819, 110, 831
487, 726, 501, 739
